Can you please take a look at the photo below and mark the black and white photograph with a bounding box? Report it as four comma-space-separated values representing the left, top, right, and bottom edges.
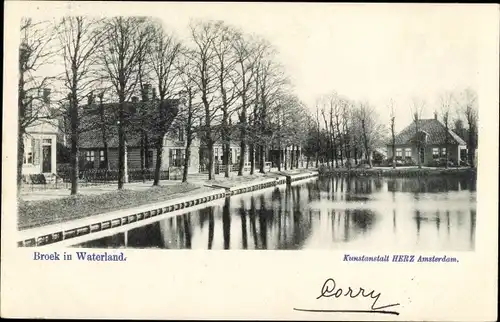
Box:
2, 2, 498, 320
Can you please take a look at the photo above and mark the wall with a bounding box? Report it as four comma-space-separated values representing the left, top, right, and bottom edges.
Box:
22, 132, 57, 175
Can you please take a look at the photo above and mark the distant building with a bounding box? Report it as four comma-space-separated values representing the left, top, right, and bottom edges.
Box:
387, 116, 467, 165
21, 88, 58, 176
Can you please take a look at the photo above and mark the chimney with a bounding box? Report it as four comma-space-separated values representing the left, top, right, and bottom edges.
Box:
142, 84, 151, 102
131, 96, 139, 103
434, 111, 438, 120
43, 88, 51, 104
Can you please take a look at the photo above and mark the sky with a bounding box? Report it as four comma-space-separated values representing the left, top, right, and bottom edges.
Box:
159, 3, 484, 130
18, 2, 490, 132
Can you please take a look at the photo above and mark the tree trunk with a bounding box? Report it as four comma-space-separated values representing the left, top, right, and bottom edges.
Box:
153, 135, 163, 186
391, 119, 396, 169
17, 126, 25, 190
283, 146, 288, 171
140, 132, 145, 182
295, 145, 298, 168
98, 95, 110, 170
290, 145, 295, 170
238, 141, 245, 176
278, 146, 282, 171
306, 155, 310, 169
224, 143, 230, 178
207, 140, 215, 180
182, 131, 192, 183
118, 100, 126, 189
249, 143, 255, 175
70, 92, 79, 195
468, 126, 476, 168
259, 145, 265, 173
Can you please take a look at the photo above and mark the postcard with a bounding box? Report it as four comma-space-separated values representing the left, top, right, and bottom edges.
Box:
1, 1, 498, 320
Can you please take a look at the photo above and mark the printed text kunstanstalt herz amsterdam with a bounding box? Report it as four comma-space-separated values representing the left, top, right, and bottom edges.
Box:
343, 254, 459, 263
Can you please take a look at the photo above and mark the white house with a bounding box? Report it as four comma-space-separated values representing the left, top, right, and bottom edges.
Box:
21, 89, 58, 176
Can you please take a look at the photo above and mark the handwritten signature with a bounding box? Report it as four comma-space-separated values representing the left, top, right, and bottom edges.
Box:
294, 278, 400, 315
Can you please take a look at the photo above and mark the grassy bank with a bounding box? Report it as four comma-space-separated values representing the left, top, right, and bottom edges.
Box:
18, 183, 206, 230
319, 166, 477, 178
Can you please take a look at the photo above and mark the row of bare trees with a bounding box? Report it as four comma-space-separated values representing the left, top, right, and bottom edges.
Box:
303, 87, 478, 170
18, 17, 313, 194
301, 92, 387, 169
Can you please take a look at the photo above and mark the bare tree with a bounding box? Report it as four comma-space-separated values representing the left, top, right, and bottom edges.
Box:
99, 17, 152, 189
232, 32, 264, 176
355, 102, 386, 168
254, 51, 288, 173
456, 88, 478, 168
439, 91, 454, 168
56, 17, 106, 195
188, 20, 221, 180
146, 20, 182, 185
177, 49, 203, 183
18, 18, 57, 188
410, 97, 426, 169
212, 24, 239, 178
388, 99, 396, 169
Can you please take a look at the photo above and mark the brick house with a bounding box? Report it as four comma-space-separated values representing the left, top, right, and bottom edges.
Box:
387, 116, 467, 166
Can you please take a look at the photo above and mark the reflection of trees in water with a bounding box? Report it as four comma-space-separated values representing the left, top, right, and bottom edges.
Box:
156, 215, 194, 249
77, 232, 126, 248
249, 197, 259, 249
207, 208, 214, 249
348, 209, 376, 232
240, 199, 248, 249
325, 209, 377, 243
306, 181, 321, 202
128, 221, 164, 248
222, 197, 231, 249
470, 210, 476, 247
271, 187, 282, 203
388, 176, 474, 193
258, 195, 269, 249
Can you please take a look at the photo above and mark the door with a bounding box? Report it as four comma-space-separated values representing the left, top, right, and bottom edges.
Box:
42, 146, 52, 173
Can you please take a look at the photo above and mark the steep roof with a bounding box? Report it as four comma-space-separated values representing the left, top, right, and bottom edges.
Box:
392, 119, 466, 146
78, 99, 180, 149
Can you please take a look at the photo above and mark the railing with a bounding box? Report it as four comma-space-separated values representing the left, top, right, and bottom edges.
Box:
56, 168, 170, 184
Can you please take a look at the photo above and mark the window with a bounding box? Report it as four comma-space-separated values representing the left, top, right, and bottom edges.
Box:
85, 151, 95, 169
404, 148, 412, 159
86, 151, 95, 162
214, 148, 219, 162
42, 138, 52, 145
432, 148, 439, 159
169, 148, 185, 167
441, 148, 447, 157
23, 138, 37, 165
395, 148, 402, 160
99, 150, 105, 162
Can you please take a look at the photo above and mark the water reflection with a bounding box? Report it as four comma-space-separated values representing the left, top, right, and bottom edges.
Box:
75, 175, 477, 251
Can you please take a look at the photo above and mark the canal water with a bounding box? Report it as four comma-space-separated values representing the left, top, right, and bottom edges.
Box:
74, 175, 477, 251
